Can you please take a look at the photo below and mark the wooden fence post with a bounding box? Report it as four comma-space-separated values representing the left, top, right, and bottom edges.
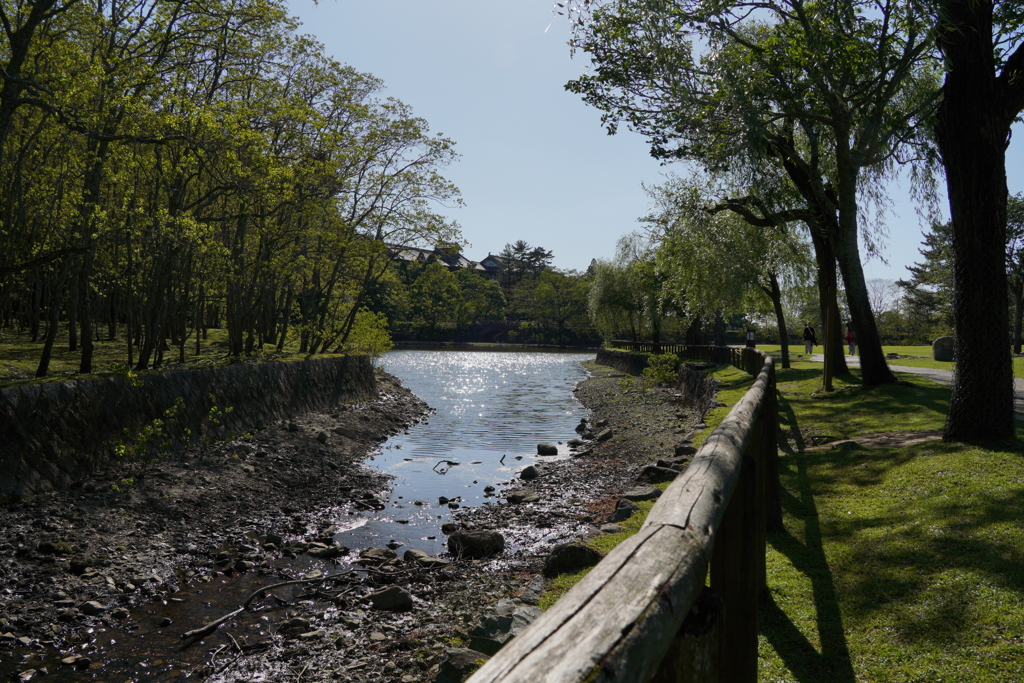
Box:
764, 362, 784, 533
651, 588, 726, 683
710, 442, 760, 682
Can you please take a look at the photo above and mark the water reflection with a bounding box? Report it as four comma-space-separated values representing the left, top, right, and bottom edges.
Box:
333, 348, 594, 557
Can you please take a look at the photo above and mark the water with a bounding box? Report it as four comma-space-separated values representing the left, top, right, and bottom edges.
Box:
333, 348, 595, 558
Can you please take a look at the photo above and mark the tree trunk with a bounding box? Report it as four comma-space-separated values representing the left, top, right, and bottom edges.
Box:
764, 272, 790, 369
935, 0, 1016, 441
1013, 279, 1023, 355
35, 256, 71, 377
807, 227, 848, 375
832, 141, 895, 386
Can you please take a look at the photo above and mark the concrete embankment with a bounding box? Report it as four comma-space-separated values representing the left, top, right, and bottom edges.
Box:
0, 356, 377, 499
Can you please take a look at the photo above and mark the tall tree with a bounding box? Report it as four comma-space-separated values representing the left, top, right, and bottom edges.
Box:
568, 0, 939, 385
933, 0, 1024, 440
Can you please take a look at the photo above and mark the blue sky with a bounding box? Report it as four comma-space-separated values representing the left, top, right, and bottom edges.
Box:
289, 0, 1023, 283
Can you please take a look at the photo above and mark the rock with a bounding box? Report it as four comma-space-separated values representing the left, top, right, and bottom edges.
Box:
316, 431, 328, 444
520, 575, 546, 606
308, 544, 347, 559
264, 533, 284, 547
567, 438, 583, 447
600, 524, 624, 534
298, 629, 326, 640
359, 547, 397, 562
575, 419, 587, 433
933, 335, 955, 361
520, 465, 539, 481
543, 542, 604, 578
79, 601, 106, 616
436, 649, 490, 683
657, 457, 690, 469
441, 521, 459, 534
438, 496, 449, 505
483, 485, 495, 493
595, 428, 613, 442
622, 485, 662, 502
448, 530, 505, 558
536, 443, 558, 456
608, 498, 641, 523
404, 549, 429, 563
506, 490, 540, 504
469, 612, 520, 655
638, 465, 681, 484
369, 631, 387, 642
674, 443, 698, 457
287, 422, 299, 432
333, 426, 360, 439
111, 608, 129, 619
68, 555, 94, 575
595, 418, 608, 428
368, 585, 413, 611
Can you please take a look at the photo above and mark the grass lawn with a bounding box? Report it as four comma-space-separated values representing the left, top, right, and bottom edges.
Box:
755, 343, 1024, 379
552, 356, 1024, 681
0, 327, 342, 389
761, 362, 1024, 682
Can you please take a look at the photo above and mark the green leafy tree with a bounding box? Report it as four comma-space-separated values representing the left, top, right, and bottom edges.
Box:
409, 262, 462, 333
567, 0, 939, 386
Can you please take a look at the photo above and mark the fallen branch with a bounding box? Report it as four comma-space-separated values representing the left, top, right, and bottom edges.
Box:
181, 571, 358, 640
181, 608, 244, 641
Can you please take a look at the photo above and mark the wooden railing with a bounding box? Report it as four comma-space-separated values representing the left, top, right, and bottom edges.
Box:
468, 347, 782, 683
608, 340, 766, 376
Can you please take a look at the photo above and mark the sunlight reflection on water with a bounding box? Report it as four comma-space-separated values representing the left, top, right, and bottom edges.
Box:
333, 348, 595, 555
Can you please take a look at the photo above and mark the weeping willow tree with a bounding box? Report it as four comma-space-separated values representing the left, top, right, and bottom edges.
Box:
644, 174, 814, 368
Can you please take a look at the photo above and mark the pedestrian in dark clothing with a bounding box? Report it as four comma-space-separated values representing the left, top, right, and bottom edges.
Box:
802, 322, 817, 355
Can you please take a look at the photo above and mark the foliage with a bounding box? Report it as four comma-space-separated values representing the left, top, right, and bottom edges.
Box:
337, 309, 393, 360
0, 0, 461, 375
567, 0, 942, 385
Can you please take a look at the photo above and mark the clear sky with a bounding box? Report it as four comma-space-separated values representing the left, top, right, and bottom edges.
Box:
289, 0, 1023, 283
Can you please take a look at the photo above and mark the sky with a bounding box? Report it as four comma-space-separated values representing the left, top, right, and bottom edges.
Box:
288, 0, 1024, 283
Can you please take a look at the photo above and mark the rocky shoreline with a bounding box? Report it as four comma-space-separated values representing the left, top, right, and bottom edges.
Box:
0, 361, 706, 682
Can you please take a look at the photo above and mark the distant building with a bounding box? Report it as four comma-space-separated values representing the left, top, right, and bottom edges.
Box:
478, 254, 504, 280
386, 244, 489, 276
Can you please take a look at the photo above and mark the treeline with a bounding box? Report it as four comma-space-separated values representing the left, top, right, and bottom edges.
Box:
372, 241, 594, 344
0, 0, 459, 376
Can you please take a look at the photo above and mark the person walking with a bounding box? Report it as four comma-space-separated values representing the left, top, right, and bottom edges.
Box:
802, 322, 817, 355
846, 323, 857, 355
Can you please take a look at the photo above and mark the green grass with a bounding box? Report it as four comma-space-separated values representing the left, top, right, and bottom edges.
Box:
759, 362, 1024, 682
569, 353, 1024, 681
757, 343, 1024, 378
0, 327, 346, 388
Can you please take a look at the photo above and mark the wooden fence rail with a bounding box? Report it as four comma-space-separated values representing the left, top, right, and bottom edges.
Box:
467, 346, 782, 683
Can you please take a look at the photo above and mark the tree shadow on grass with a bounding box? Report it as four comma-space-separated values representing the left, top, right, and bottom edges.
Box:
761, 393, 856, 679
761, 442, 856, 683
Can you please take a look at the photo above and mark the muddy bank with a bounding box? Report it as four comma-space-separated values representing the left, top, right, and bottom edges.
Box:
0, 361, 707, 682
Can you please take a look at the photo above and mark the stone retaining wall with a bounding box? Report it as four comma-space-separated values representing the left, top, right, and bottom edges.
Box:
0, 356, 377, 499
594, 348, 649, 376
595, 348, 718, 419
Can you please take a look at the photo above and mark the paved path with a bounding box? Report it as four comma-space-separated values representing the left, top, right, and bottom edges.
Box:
806, 353, 1024, 421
